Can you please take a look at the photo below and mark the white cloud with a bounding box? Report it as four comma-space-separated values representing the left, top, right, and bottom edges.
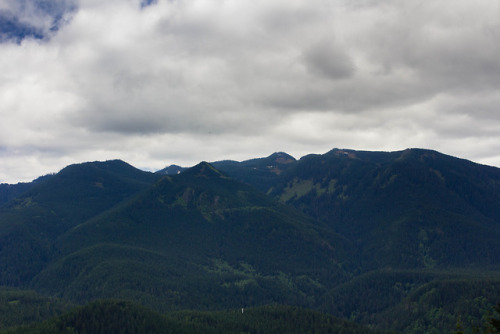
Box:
1, 0, 500, 183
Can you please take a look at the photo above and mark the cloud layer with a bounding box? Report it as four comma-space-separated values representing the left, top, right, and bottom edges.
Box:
1, 0, 500, 182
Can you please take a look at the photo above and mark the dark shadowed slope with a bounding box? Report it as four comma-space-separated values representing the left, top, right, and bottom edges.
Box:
3, 300, 385, 334
29, 162, 354, 310
0, 160, 160, 286
212, 152, 296, 193
247, 149, 500, 270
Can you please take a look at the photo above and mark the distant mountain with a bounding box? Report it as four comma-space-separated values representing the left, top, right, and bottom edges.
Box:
212, 152, 296, 192
217, 148, 500, 270
157, 152, 296, 188
1, 148, 500, 333
29, 161, 352, 310
0, 160, 159, 286
156, 164, 186, 175
0, 175, 54, 207
0, 183, 34, 207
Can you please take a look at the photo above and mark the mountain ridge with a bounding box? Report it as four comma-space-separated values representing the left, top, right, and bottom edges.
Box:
1, 148, 499, 333
22, 160, 353, 311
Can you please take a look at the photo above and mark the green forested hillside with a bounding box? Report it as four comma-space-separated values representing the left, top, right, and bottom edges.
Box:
29, 162, 352, 311
245, 149, 500, 270
0, 288, 73, 330
2, 300, 180, 334
2, 300, 385, 334
211, 152, 296, 192
0, 149, 499, 333
212, 149, 500, 331
0, 160, 159, 286
319, 269, 500, 333
168, 304, 386, 334
0, 175, 54, 207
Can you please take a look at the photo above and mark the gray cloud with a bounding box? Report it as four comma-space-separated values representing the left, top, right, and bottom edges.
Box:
1, 0, 500, 182
303, 39, 354, 80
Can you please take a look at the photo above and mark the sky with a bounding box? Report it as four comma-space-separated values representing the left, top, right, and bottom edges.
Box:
1, 0, 500, 183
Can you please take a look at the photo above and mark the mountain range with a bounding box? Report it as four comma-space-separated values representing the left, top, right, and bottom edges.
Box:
1, 148, 500, 333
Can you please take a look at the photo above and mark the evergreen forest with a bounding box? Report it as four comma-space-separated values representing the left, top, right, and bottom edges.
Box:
1, 148, 500, 333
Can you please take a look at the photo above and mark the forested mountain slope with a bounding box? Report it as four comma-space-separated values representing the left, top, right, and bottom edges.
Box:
1, 148, 500, 333
216, 148, 500, 270
2, 300, 385, 334
29, 162, 353, 311
0, 160, 160, 286
0, 175, 53, 206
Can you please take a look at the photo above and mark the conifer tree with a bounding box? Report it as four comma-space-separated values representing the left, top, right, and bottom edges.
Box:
491, 303, 500, 333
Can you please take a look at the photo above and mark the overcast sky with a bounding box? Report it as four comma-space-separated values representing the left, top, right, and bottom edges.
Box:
1, 0, 500, 183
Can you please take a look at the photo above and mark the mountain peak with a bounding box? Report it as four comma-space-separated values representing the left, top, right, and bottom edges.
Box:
326, 149, 358, 159
268, 152, 296, 164
181, 162, 227, 179
156, 164, 185, 175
